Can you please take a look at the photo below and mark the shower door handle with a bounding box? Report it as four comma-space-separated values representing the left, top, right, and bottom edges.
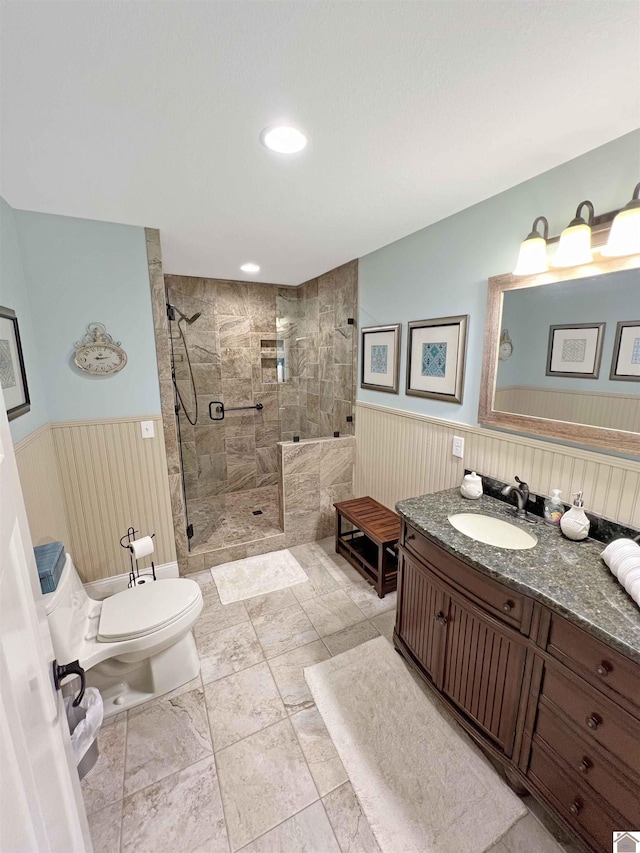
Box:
53, 659, 86, 707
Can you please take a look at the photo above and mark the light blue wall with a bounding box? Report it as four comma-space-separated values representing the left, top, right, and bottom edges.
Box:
498, 270, 638, 394
0, 197, 49, 441
358, 130, 640, 428
14, 210, 160, 422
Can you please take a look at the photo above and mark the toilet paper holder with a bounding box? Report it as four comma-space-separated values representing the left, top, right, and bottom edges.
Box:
120, 526, 157, 588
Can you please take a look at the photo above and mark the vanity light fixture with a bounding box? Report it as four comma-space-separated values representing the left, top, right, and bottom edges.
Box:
240, 262, 260, 273
602, 182, 640, 257
513, 216, 549, 276
260, 125, 307, 154
552, 200, 594, 268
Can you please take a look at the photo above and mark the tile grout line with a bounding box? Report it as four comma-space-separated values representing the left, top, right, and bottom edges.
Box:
200, 671, 234, 853
231, 584, 332, 849
118, 711, 128, 853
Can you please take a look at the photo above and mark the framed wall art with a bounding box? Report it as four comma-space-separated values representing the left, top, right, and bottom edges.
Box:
406, 314, 468, 403
361, 323, 401, 393
0, 305, 30, 421
546, 322, 605, 379
610, 320, 640, 382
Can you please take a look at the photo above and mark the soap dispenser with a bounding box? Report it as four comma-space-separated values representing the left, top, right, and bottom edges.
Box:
560, 491, 590, 541
543, 489, 565, 526
460, 471, 483, 500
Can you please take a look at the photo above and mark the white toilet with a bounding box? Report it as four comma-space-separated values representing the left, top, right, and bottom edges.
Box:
44, 553, 203, 717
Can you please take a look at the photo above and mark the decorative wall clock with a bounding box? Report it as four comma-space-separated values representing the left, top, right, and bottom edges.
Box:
498, 329, 513, 360
74, 323, 127, 376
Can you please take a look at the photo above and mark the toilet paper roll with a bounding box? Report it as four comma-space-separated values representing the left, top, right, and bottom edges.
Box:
128, 536, 154, 560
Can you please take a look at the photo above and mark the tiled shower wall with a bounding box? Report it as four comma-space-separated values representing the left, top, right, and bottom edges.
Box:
277, 260, 358, 439
164, 275, 283, 498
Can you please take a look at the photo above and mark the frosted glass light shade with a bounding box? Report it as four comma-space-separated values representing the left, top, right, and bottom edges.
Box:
553, 222, 593, 268
260, 126, 307, 153
601, 206, 640, 257
513, 236, 548, 275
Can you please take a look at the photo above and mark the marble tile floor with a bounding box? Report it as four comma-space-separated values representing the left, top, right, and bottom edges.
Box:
82, 538, 579, 853
189, 484, 282, 551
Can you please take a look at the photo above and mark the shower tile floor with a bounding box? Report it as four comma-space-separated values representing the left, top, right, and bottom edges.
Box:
82, 538, 580, 853
189, 485, 282, 551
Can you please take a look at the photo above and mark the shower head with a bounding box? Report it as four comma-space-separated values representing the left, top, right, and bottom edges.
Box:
167, 303, 201, 325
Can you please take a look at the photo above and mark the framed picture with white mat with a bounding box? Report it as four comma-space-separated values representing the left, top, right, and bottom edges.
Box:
361, 323, 401, 393
406, 315, 468, 403
610, 320, 640, 382
546, 322, 605, 379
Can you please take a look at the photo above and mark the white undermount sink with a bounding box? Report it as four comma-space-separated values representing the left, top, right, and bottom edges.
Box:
448, 513, 537, 550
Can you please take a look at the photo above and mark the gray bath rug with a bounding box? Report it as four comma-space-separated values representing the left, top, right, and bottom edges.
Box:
212, 549, 308, 604
305, 636, 528, 853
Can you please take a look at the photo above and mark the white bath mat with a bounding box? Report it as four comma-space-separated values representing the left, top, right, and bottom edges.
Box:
305, 636, 527, 853
212, 549, 308, 604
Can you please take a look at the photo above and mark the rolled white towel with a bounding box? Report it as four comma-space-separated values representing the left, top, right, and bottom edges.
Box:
628, 576, 640, 603
601, 539, 640, 575
602, 538, 640, 607
623, 565, 640, 594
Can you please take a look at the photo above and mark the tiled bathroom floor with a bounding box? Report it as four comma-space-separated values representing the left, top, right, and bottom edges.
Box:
82, 538, 579, 853
189, 485, 282, 550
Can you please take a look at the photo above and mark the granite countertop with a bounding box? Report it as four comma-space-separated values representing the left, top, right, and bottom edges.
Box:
396, 489, 640, 664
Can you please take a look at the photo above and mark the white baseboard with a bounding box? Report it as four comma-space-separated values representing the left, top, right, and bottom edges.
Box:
84, 561, 179, 600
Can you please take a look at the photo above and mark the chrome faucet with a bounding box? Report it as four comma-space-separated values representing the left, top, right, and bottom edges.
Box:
501, 476, 530, 517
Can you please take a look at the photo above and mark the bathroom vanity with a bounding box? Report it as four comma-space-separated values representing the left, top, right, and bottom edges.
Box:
394, 490, 640, 853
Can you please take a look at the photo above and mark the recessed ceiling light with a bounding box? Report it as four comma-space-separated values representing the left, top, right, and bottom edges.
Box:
240, 262, 260, 273
260, 125, 307, 154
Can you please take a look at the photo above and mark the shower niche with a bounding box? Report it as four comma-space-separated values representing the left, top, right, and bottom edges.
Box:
259, 339, 284, 385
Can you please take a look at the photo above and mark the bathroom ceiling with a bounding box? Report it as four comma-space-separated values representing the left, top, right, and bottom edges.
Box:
1, 2, 638, 285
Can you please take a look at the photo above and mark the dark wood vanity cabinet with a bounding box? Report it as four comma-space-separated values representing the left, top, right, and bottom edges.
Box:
395, 521, 640, 853
441, 593, 527, 756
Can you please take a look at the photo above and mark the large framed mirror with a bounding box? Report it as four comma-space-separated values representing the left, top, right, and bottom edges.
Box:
479, 250, 640, 455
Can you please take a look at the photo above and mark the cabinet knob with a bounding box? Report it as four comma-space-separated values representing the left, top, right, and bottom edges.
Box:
502, 601, 513, 613
586, 713, 601, 731
406, 533, 415, 541
434, 611, 448, 625
578, 757, 592, 774
569, 800, 582, 817
596, 661, 611, 677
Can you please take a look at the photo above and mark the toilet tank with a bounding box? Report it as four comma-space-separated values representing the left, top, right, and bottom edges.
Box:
43, 554, 96, 665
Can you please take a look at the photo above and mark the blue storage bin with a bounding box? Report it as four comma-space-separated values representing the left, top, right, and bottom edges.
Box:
34, 541, 66, 594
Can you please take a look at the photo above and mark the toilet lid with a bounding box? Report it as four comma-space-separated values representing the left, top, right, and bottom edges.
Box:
98, 579, 201, 642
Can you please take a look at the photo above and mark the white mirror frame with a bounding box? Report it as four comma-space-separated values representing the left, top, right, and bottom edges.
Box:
479, 247, 640, 456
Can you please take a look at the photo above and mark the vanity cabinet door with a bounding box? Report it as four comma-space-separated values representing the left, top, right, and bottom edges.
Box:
397, 552, 447, 689
442, 592, 527, 757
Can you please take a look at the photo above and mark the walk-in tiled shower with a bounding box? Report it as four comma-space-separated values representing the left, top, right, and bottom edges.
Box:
147, 228, 357, 573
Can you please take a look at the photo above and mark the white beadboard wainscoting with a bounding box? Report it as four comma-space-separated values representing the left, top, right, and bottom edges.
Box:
494, 386, 640, 434
354, 402, 640, 528
14, 416, 176, 584
14, 423, 71, 548
84, 560, 179, 599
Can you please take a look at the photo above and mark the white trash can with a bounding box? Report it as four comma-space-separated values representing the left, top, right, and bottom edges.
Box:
64, 687, 103, 779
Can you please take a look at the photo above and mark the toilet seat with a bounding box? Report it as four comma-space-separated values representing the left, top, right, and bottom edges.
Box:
98, 579, 201, 642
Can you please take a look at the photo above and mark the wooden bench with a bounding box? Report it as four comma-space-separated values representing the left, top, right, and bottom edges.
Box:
334, 497, 401, 598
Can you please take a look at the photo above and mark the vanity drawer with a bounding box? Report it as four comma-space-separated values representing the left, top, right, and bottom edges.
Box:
546, 614, 640, 713
540, 663, 640, 778
528, 742, 623, 853
402, 525, 526, 629
534, 703, 640, 825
